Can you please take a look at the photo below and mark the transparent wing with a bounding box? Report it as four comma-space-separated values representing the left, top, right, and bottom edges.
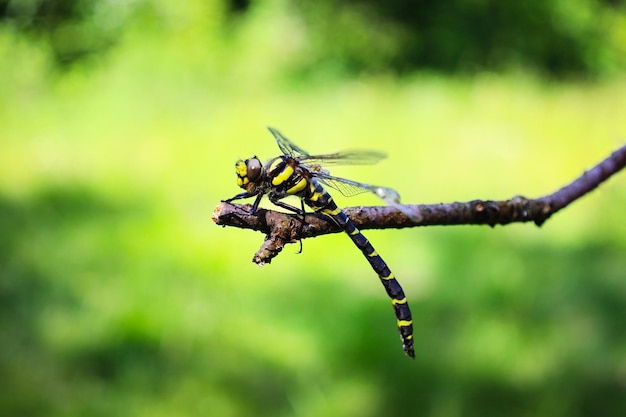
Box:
268, 127, 387, 166
268, 127, 310, 158
314, 174, 377, 197
313, 174, 423, 222
298, 150, 387, 166
267, 126, 422, 221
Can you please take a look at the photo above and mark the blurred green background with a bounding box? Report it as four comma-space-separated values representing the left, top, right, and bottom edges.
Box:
1, 1, 626, 416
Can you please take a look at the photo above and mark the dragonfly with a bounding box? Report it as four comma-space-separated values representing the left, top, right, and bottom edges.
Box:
223, 127, 420, 358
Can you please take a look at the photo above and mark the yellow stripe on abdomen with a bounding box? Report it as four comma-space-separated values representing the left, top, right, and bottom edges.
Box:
321, 207, 341, 216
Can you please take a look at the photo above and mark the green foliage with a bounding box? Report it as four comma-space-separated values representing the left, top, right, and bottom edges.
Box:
2, 0, 625, 77
0, 0, 129, 66
296, 0, 626, 78
1, 3, 626, 416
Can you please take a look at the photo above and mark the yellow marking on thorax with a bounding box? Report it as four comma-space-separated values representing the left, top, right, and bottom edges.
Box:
268, 158, 282, 171
272, 164, 294, 186
287, 178, 307, 195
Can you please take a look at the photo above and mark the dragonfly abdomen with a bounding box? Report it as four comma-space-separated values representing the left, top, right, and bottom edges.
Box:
306, 181, 415, 358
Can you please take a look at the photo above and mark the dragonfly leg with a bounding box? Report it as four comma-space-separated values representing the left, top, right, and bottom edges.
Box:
223, 192, 264, 214
222, 191, 253, 203
268, 195, 308, 254
295, 199, 306, 254
268, 194, 305, 215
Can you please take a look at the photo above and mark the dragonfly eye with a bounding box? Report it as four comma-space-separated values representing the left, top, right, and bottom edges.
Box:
246, 157, 262, 182
235, 157, 262, 188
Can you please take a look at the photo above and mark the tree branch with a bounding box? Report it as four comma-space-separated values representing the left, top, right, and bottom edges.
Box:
213, 144, 626, 265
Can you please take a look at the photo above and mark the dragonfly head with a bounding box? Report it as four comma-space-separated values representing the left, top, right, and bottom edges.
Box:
235, 157, 263, 192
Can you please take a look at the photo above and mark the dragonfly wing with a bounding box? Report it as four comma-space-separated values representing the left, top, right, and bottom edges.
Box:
373, 186, 423, 222
315, 174, 423, 222
315, 175, 374, 197
299, 150, 387, 166
268, 127, 310, 158
268, 127, 386, 165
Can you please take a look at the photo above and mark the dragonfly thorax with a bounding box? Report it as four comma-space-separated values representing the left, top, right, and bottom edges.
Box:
235, 157, 263, 192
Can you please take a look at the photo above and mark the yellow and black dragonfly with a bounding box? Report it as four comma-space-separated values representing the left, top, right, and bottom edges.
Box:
224, 127, 420, 358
